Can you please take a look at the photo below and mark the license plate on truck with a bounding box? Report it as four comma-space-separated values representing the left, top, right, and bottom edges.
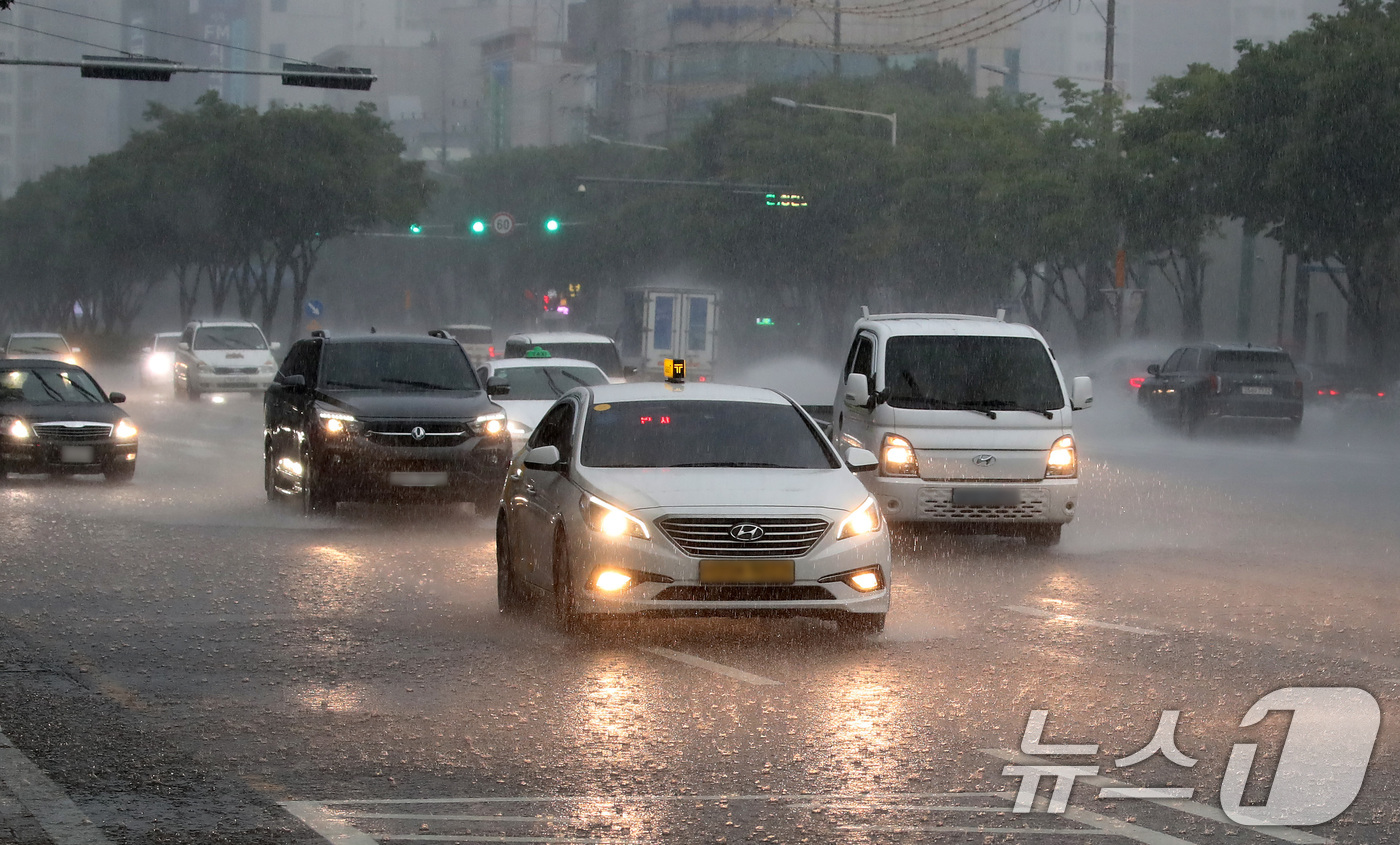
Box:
951, 487, 1020, 507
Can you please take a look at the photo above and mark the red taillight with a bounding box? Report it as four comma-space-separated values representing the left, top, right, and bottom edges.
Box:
1329, 389, 1339, 396
488, 345, 496, 358
1293, 379, 1303, 398
1317, 389, 1325, 395
1129, 376, 1145, 389
698, 375, 708, 382
1379, 392, 1386, 398
1208, 374, 1221, 394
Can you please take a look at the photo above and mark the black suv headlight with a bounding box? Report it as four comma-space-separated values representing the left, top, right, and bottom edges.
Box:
470, 412, 507, 438
316, 406, 361, 436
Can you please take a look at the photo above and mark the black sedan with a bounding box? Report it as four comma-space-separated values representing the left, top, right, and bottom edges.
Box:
0, 359, 138, 483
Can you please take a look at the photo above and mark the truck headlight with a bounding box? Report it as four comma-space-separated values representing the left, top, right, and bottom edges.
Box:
1045, 435, 1077, 478
114, 419, 138, 440
837, 495, 882, 539
881, 434, 918, 476
581, 493, 650, 540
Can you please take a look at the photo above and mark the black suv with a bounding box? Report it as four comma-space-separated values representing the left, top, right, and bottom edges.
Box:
264, 333, 512, 515
1138, 343, 1304, 436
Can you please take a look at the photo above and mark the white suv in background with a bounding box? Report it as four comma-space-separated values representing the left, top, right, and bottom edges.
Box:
173, 321, 280, 400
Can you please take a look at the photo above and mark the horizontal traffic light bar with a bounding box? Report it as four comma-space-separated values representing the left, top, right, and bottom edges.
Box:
0, 56, 375, 90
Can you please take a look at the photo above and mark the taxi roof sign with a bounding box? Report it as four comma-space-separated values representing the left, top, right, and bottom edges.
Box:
664, 358, 686, 383
524, 345, 552, 358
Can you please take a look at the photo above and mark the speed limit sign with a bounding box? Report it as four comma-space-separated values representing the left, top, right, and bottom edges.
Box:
491, 212, 515, 236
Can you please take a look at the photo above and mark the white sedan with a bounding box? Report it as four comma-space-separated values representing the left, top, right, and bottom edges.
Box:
495, 382, 891, 633
477, 356, 611, 447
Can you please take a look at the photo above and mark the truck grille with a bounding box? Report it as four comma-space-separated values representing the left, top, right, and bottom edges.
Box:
31, 422, 113, 441
656, 517, 829, 558
917, 487, 1047, 520
364, 420, 468, 448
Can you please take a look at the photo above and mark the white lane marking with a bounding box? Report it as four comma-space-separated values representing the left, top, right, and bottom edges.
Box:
1062, 805, 1200, 845
350, 813, 565, 823
1004, 605, 1167, 636
1100, 788, 1196, 800
639, 646, 781, 686
983, 750, 1331, 845
0, 727, 114, 845
280, 802, 380, 845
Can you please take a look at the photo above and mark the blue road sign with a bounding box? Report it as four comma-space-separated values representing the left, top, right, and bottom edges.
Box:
304, 300, 324, 319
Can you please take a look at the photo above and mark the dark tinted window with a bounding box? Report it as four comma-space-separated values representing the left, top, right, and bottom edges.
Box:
1163, 349, 1185, 372
852, 336, 875, 377
494, 365, 608, 400
529, 402, 575, 454
1212, 350, 1296, 375
320, 342, 479, 392
194, 325, 267, 350
505, 340, 622, 377
1, 367, 105, 404
277, 340, 320, 383
883, 336, 1065, 411
581, 400, 838, 469
446, 327, 492, 344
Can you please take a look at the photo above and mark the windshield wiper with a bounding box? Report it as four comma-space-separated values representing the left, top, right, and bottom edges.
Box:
972, 401, 1055, 419
382, 378, 461, 391
541, 370, 564, 397
32, 373, 68, 403
667, 461, 790, 468
323, 380, 385, 390
559, 370, 593, 388
918, 401, 997, 419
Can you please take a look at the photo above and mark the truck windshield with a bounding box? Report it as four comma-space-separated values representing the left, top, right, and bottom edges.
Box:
884, 336, 1065, 411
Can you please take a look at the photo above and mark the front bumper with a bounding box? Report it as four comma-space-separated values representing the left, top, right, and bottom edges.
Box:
189, 370, 276, 392
2, 438, 138, 475
862, 474, 1078, 525
314, 434, 511, 501
567, 524, 891, 619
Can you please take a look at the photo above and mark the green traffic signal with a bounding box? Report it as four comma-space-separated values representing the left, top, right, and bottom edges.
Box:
544, 218, 561, 233
409, 223, 424, 234
470, 220, 487, 235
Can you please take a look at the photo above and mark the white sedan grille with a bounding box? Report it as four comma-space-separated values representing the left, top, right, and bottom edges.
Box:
656, 517, 830, 558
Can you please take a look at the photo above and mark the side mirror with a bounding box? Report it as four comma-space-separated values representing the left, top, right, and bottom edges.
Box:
1146, 364, 1160, 376
108, 392, 126, 404
623, 366, 638, 377
178, 342, 191, 351
270, 341, 282, 351
523, 444, 563, 471
486, 376, 510, 397
280, 374, 306, 390
844, 372, 870, 408
845, 447, 879, 473
1071, 376, 1094, 411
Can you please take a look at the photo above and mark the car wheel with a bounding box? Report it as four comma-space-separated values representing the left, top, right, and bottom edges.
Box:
837, 613, 886, 636
299, 448, 336, 517
496, 513, 528, 614
103, 463, 136, 485
1024, 523, 1062, 547
552, 531, 584, 634
1177, 400, 1199, 437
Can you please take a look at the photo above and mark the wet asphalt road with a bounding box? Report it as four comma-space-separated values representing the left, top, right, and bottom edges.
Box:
1, 363, 1398, 845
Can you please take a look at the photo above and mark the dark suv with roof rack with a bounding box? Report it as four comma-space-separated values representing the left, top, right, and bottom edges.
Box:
263, 332, 512, 515
1138, 343, 1304, 436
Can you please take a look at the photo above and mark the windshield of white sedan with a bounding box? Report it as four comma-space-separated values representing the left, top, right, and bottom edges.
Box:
507, 342, 622, 377
885, 336, 1064, 411
321, 343, 480, 392
497, 366, 607, 400
193, 326, 268, 350
1, 368, 105, 404
7, 337, 68, 355
581, 400, 838, 468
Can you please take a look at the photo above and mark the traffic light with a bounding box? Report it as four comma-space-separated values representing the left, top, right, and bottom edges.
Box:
543, 217, 561, 233
408, 223, 424, 235
470, 219, 487, 235
80, 55, 178, 81
281, 62, 374, 91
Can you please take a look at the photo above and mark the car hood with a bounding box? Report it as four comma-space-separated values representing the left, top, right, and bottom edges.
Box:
1, 401, 126, 424
575, 466, 869, 513
497, 399, 555, 430
316, 391, 494, 420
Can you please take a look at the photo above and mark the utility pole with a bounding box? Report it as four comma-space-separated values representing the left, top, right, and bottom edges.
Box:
1102, 0, 1116, 96
833, 0, 842, 77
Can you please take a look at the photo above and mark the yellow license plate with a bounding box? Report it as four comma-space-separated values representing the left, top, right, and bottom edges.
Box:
699, 559, 795, 584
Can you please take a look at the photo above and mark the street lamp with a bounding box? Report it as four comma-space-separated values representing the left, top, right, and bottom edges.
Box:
980, 64, 1128, 97
770, 97, 897, 148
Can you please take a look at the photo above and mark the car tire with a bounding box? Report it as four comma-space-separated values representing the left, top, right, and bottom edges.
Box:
103, 463, 136, 485
1024, 523, 1062, 547
496, 514, 528, 614
1178, 400, 1200, 437
299, 449, 336, 517
838, 613, 886, 635
552, 531, 584, 634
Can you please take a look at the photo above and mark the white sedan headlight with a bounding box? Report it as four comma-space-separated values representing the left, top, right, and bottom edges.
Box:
581, 493, 650, 540
837, 495, 882, 540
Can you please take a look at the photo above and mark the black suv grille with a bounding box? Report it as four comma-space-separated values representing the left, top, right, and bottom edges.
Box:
657, 517, 830, 558
363, 420, 469, 448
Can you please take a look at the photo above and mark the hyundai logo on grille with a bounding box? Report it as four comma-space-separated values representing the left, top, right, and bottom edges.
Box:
410, 426, 426, 441
729, 523, 766, 542
973, 454, 996, 466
